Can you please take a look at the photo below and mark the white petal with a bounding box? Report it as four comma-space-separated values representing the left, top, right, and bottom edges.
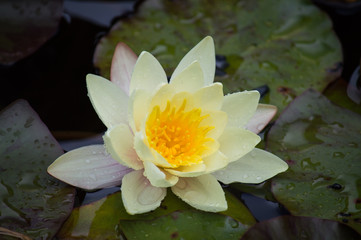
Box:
86, 74, 129, 128
213, 148, 288, 184
171, 175, 227, 212
222, 90, 260, 128
218, 128, 261, 162
193, 82, 224, 111
129, 51, 168, 94
110, 42, 138, 95
245, 104, 277, 134
121, 170, 166, 215
171, 36, 215, 86
143, 161, 178, 187
103, 124, 143, 170
169, 61, 204, 92
47, 145, 132, 190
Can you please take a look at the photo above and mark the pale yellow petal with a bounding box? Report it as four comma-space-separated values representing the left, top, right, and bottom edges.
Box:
171, 174, 227, 212
245, 104, 277, 134
200, 110, 227, 140
203, 150, 228, 174
143, 161, 179, 187
128, 89, 151, 132
171, 36, 215, 86
133, 132, 173, 168
86, 74, 128, 128
222, 90, 260, 128
218, 128, 261, 162
121, 170, 166, 215
193, 82, 224, 111
169, 61, 204, 93
103, 124, 143, 170
165, 163, 206, 177
148, 83, 176, 113
213, 148, 288, 184
129, 51, 168, 94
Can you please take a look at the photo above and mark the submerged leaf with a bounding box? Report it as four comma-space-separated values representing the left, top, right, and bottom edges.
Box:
94, 0, 341, 113
267, 89, 361, 234
0, 100, 75, 239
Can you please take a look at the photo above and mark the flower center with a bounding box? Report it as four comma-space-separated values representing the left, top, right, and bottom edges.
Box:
146, 99, 214, 168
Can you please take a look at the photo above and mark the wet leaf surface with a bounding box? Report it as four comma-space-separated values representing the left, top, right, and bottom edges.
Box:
57, 189, 256, 239
324, 77, 361, 115
0, 0, 63, 65
241, 215, 361, 240
267, 89, 361, 234
94, 0, 341, 113
0, 100, 75, 239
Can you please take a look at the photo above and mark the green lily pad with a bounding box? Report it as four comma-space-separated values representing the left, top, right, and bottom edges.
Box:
0, 100, 75, 239
94, 0, 341, 113
267, 89, 361, 234
57, 190, 256, 239
241, 215, 361, 239
0, 0, 63, 65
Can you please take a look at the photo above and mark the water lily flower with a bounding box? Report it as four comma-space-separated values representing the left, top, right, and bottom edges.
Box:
48, 36, 288, 214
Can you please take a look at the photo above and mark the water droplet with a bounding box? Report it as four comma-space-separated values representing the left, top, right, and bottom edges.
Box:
257, 124, 265, 131
228, 218, 239, 228
333, 152, 345, 158
138, 186, 164, 205
286, 183, 295, 190
243, 174, 248, 179
256, 176, 261, 180
24, 117, 34, 128
85, 159, 90, 163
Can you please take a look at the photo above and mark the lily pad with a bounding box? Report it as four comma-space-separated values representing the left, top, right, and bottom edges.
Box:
323, 77, 361, 115
241, 215, 361, 240
57, 190, 256, 239
267, 89, 361, 234
0, 100, 75, 239
94, 0, 342, 113
0, 0, 63, 65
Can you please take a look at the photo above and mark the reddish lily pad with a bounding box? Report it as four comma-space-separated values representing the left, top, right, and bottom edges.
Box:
0, 100, 75, 239
57, 190, 256, 239
267, 89, 361, 234
94, 0, 342, 113
0, 0, 63, 65
241, 215, 361, 240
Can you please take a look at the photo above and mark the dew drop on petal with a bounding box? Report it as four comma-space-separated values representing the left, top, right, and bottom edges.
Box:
256, 176, 261, 181
176, 178, 187, 190
138, 186, 164, 205
257, 124, 265, 131
243, 174, 248, 179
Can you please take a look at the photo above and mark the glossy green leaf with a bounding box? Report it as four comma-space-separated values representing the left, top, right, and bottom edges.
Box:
57, 190, 256, 239
0, 100, 75, 239
0, 0, 63, 65
267, 89, 361, 234
241, 215, 361, 240
94, 0, 341, 113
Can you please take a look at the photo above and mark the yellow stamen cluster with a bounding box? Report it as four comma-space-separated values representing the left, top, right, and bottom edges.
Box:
146, 99, 214, 168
